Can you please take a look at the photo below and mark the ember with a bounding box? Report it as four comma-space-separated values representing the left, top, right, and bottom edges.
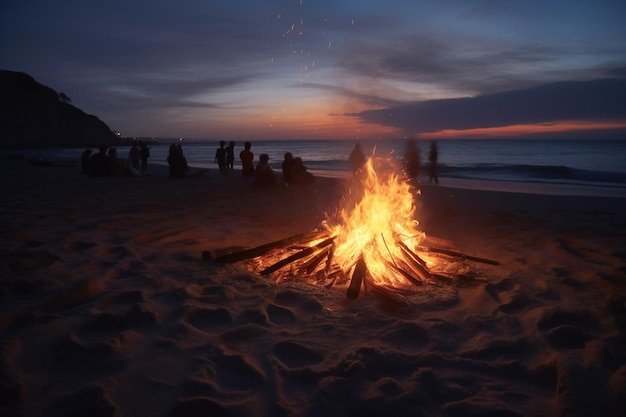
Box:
207, 156, 498, 300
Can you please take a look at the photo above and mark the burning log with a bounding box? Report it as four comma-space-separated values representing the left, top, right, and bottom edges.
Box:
397, 241, 428, 268
398, 242, 433, 282
298, 247, 330, 275
346, 255, 367, 300
325, 242, 335, 274
387, 261, 423, 287
366, 278, 411, 308
418, 246, 500, 265
261, 237, 334, 275
211, 228, 327, 264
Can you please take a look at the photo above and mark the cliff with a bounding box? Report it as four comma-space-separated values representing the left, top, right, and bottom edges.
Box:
0, 70, 119, 148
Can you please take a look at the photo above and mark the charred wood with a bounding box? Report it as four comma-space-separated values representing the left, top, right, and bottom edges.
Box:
299, 247, 331, 275
213, 228, 327, 264
419, 246, 500, 265
399, 245, 433, 281
346, 255, 367, 300
386, 261, 423, 287
260, 237, 335, 275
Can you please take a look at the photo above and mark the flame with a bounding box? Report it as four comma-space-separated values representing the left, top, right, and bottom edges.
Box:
324, 157, 426, 287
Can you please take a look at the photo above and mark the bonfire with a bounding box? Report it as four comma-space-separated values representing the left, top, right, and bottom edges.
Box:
206, 156, 498, 301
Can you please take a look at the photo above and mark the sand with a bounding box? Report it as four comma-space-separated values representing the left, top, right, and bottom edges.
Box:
1, 159, 625, 417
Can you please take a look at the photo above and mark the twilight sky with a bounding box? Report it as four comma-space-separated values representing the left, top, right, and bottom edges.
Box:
1, 0, 626, 140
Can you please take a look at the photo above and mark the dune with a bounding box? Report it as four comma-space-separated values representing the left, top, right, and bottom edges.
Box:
1, 159, 625, 417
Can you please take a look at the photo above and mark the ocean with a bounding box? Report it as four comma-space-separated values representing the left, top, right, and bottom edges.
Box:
5, 138, 626, 198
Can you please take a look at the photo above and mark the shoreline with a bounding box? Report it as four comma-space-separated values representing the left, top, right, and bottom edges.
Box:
4, 142, 626, 200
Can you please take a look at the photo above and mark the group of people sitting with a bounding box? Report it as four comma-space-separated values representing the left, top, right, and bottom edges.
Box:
251, 152, 315, 186
281, 152, 314, 186
82, 142, 149, 177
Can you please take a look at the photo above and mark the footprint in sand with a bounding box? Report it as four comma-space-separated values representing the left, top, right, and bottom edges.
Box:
45, 384, 117, 417
273, 289, 324, 315
265, 303, 296, 325
169, 397, 227, 417
536, 307, 593, 349
184, 307, 233, 331
45, 333, 127, 373
212, 354, 266, 391
66, 240, 98, 251
101, 289, 145, 305
273, 341, 324, 368
380, 321, 429, 352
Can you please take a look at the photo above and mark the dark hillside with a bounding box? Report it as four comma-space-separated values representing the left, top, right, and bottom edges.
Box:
0, 70, 118, 148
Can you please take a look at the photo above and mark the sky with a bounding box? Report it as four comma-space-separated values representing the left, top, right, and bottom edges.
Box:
1, 0, 626, 141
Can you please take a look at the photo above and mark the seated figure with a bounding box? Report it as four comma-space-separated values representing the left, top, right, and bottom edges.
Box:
254, 153, 276, 186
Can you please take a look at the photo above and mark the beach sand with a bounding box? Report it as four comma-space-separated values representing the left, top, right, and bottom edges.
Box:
1, 159, 625, 417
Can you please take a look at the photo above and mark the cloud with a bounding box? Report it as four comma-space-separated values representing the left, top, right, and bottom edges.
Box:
349, 77, 626, 134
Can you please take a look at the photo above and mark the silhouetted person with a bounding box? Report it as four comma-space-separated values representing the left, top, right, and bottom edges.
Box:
349, 143, 366, 174
428, 141, 439, 184
81, 149, 92, 174
404, 139, 421, 179
128, 142, 142, 176
291, 157, 314, 185
90, 145, 110, 177
108, 147, 125, 176
226, 141, 236, 173
167, 144, 190, 178
282, 152, 295, 185
215, 140, 227, 174
139, 141, 150, 172
254, 153, 276, 186
240, 141, 254, 176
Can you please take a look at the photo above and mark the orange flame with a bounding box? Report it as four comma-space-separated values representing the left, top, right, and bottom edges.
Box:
324, 157, 426, 287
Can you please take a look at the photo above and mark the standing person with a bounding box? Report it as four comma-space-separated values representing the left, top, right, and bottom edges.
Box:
167, 143, 189, 178
139, 141, 150, 172
428, 141, 439, 184
127, 141, 142, 176
404, 138, 421, 179
108, 147, 125, 176
349, 143, 366, 174
282, 152, 295, 185
240, 141, 254, 176
215, 140, 227, 174
226, 141, 236, 173
81, 148, 92, 174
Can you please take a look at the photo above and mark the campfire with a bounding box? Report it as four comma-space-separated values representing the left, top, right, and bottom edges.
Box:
205, 157, 498, 300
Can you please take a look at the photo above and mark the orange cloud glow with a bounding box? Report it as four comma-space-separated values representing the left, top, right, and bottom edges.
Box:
419, 121, 626, 139
199, 99, 401, 140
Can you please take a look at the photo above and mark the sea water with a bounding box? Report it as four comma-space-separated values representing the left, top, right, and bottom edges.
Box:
5, 138, 626, 198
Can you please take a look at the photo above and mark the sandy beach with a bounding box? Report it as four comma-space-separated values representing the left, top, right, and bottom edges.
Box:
1, 159, 625, 417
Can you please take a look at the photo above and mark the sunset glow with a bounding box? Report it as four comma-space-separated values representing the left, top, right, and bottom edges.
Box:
2, 1, 624, 140
420, 120, 626, 140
